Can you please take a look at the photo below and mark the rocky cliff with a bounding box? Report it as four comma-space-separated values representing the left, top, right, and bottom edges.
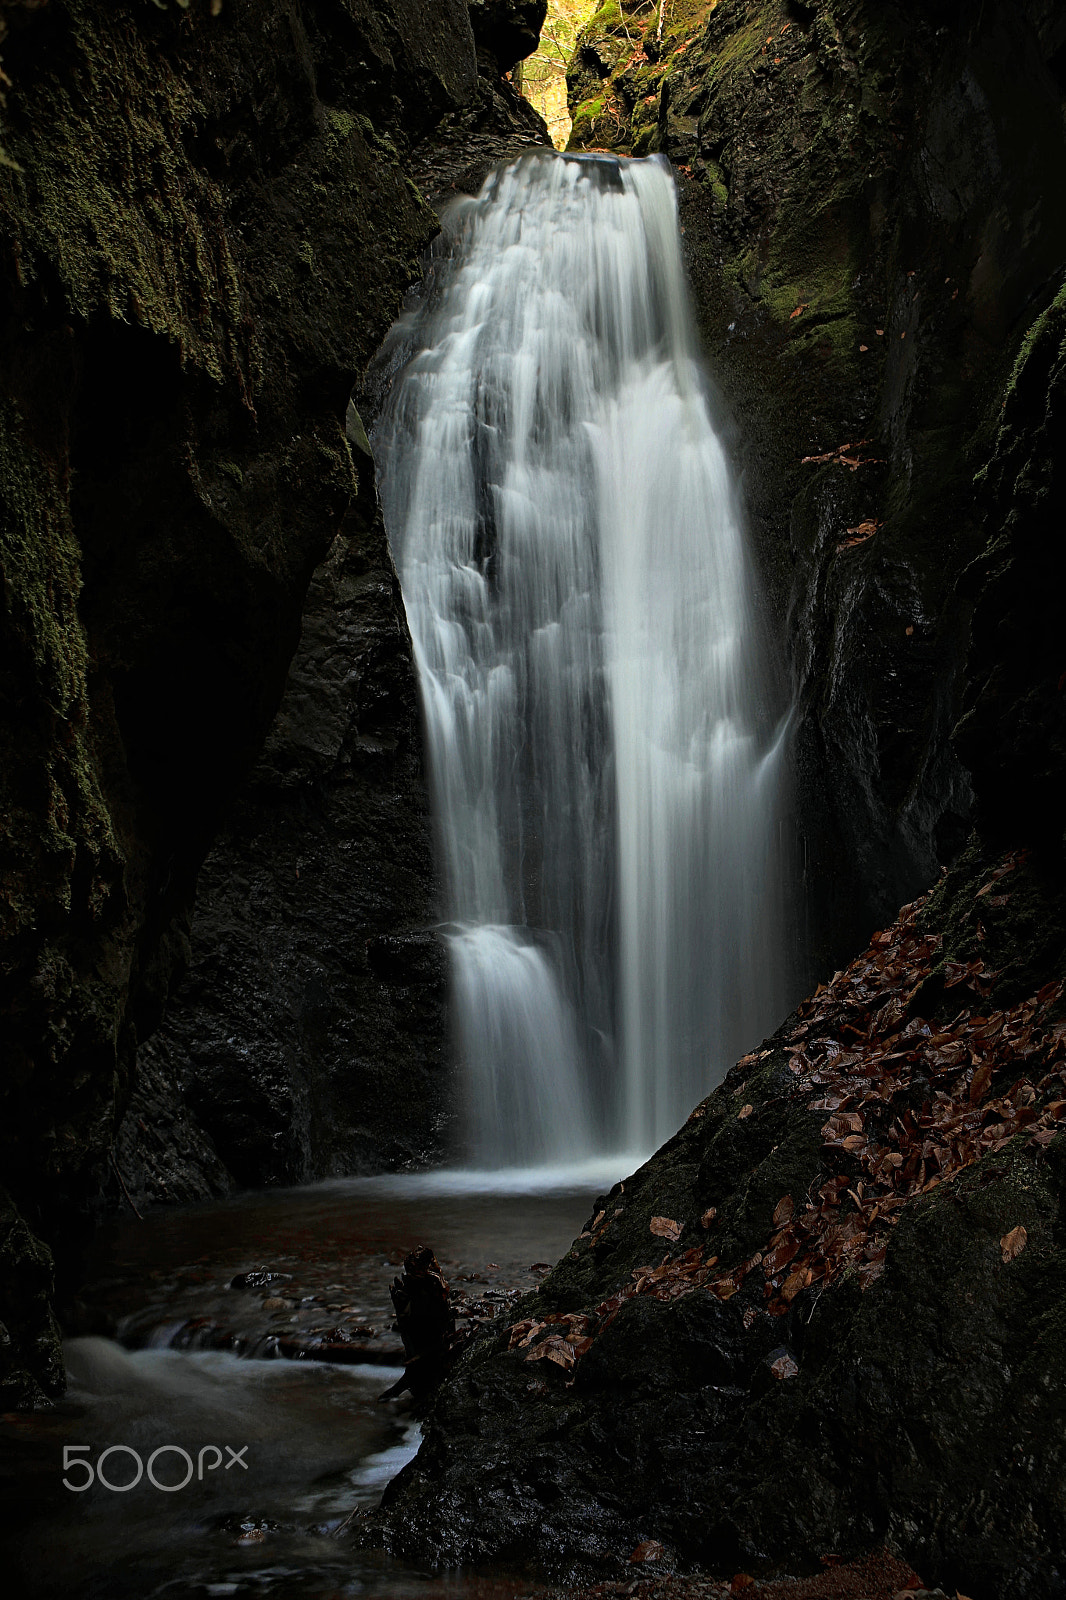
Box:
361, 3, 1066, 1594
0, 0, 548, 1405
568, 0, 1066, 977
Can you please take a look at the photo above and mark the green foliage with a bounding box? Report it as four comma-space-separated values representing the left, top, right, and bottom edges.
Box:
521, 1, 601, 148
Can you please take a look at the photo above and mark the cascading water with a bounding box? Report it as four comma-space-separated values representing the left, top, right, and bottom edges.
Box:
373, 152, 789, 1168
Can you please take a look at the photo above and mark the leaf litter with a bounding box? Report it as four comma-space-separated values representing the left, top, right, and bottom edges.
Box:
508, 848, 1064, 1369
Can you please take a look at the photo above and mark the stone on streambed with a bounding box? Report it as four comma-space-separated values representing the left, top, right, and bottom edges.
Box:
229, 1270, 293, 1291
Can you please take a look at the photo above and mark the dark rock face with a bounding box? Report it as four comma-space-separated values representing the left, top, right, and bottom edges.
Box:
0, 0, 544, 1400
365, 840, 1066, 1597
0, 1185, 64, 1410
956, 283, 1066, 856
110, 19, 551, 1205
566, 0, 1066, 982
116, 491, 450, 1197
470, 0, 549, 74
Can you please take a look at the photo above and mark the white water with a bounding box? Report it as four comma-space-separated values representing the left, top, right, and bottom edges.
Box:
373, 153, 787, 1166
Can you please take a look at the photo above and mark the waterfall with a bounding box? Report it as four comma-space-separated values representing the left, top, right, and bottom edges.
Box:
373, 153, 788, 1168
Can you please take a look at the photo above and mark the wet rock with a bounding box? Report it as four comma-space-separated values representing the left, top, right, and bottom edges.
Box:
0, 1186, 63, 1408
382, 1245, 475, 1400
228, 1269, 294, 1292
119, 523, 450, 1190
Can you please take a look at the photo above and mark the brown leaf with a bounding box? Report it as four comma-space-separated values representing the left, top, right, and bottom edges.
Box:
764, 1237, 801, 1274
649, 1216, 682, 1241
770, 1352, 799, 1379
731, 1576, 756, 1593
526, 1335, 576, 1368
789, 303, 809, 319
772, 1195, 795, 1227
708, 1276, 739, 1300
781, 1269, 806, 1303
630, 1540, 666, 1563
969, 1063, 992, 1103
700, 1207, 718, 1228
1000, 1225, 1027, 1263
737, 1103, 754, 1120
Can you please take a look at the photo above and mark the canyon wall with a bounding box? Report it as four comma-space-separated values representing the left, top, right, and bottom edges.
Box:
0, 0, 547, 1405
569, 0, 1066, 976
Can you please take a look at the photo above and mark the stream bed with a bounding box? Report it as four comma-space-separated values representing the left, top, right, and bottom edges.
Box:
0, 1166, 630, 1599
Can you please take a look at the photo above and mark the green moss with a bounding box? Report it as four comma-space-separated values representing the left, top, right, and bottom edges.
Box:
696, 10, 765, 82
0, 402, 120, 941
586, 1, 624, 27
0, 0, 249, 390
325, 105, 356, 141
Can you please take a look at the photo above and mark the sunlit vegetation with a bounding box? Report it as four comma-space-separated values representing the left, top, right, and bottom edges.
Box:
558, 0, 720, 153
519, 0, 601, 149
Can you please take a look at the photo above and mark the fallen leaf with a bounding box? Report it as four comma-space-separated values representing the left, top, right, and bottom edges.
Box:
630, 1540, 666, 1563
738, 1103, 754, 1119
731, 1577, 756, 1593
859, 343, 869, 351
1001, 1225, 1027, 1263
525, 1335, 576, 1368
790, 303, 809, 319
781, 1269, 806, 1302
649, 1216, 682, 1241
772, 1195, 795, 1227
700, 1207, 718, 1228
770, 1352, 799, 1379
969, 1063, 992, 1103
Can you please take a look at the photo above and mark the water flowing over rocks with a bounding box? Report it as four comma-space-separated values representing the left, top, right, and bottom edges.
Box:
373, 152, 789, 1165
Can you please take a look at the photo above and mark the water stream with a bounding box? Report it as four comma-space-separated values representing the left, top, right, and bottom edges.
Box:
373, 152, 789, 1165
0, 1174, 606, 1599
